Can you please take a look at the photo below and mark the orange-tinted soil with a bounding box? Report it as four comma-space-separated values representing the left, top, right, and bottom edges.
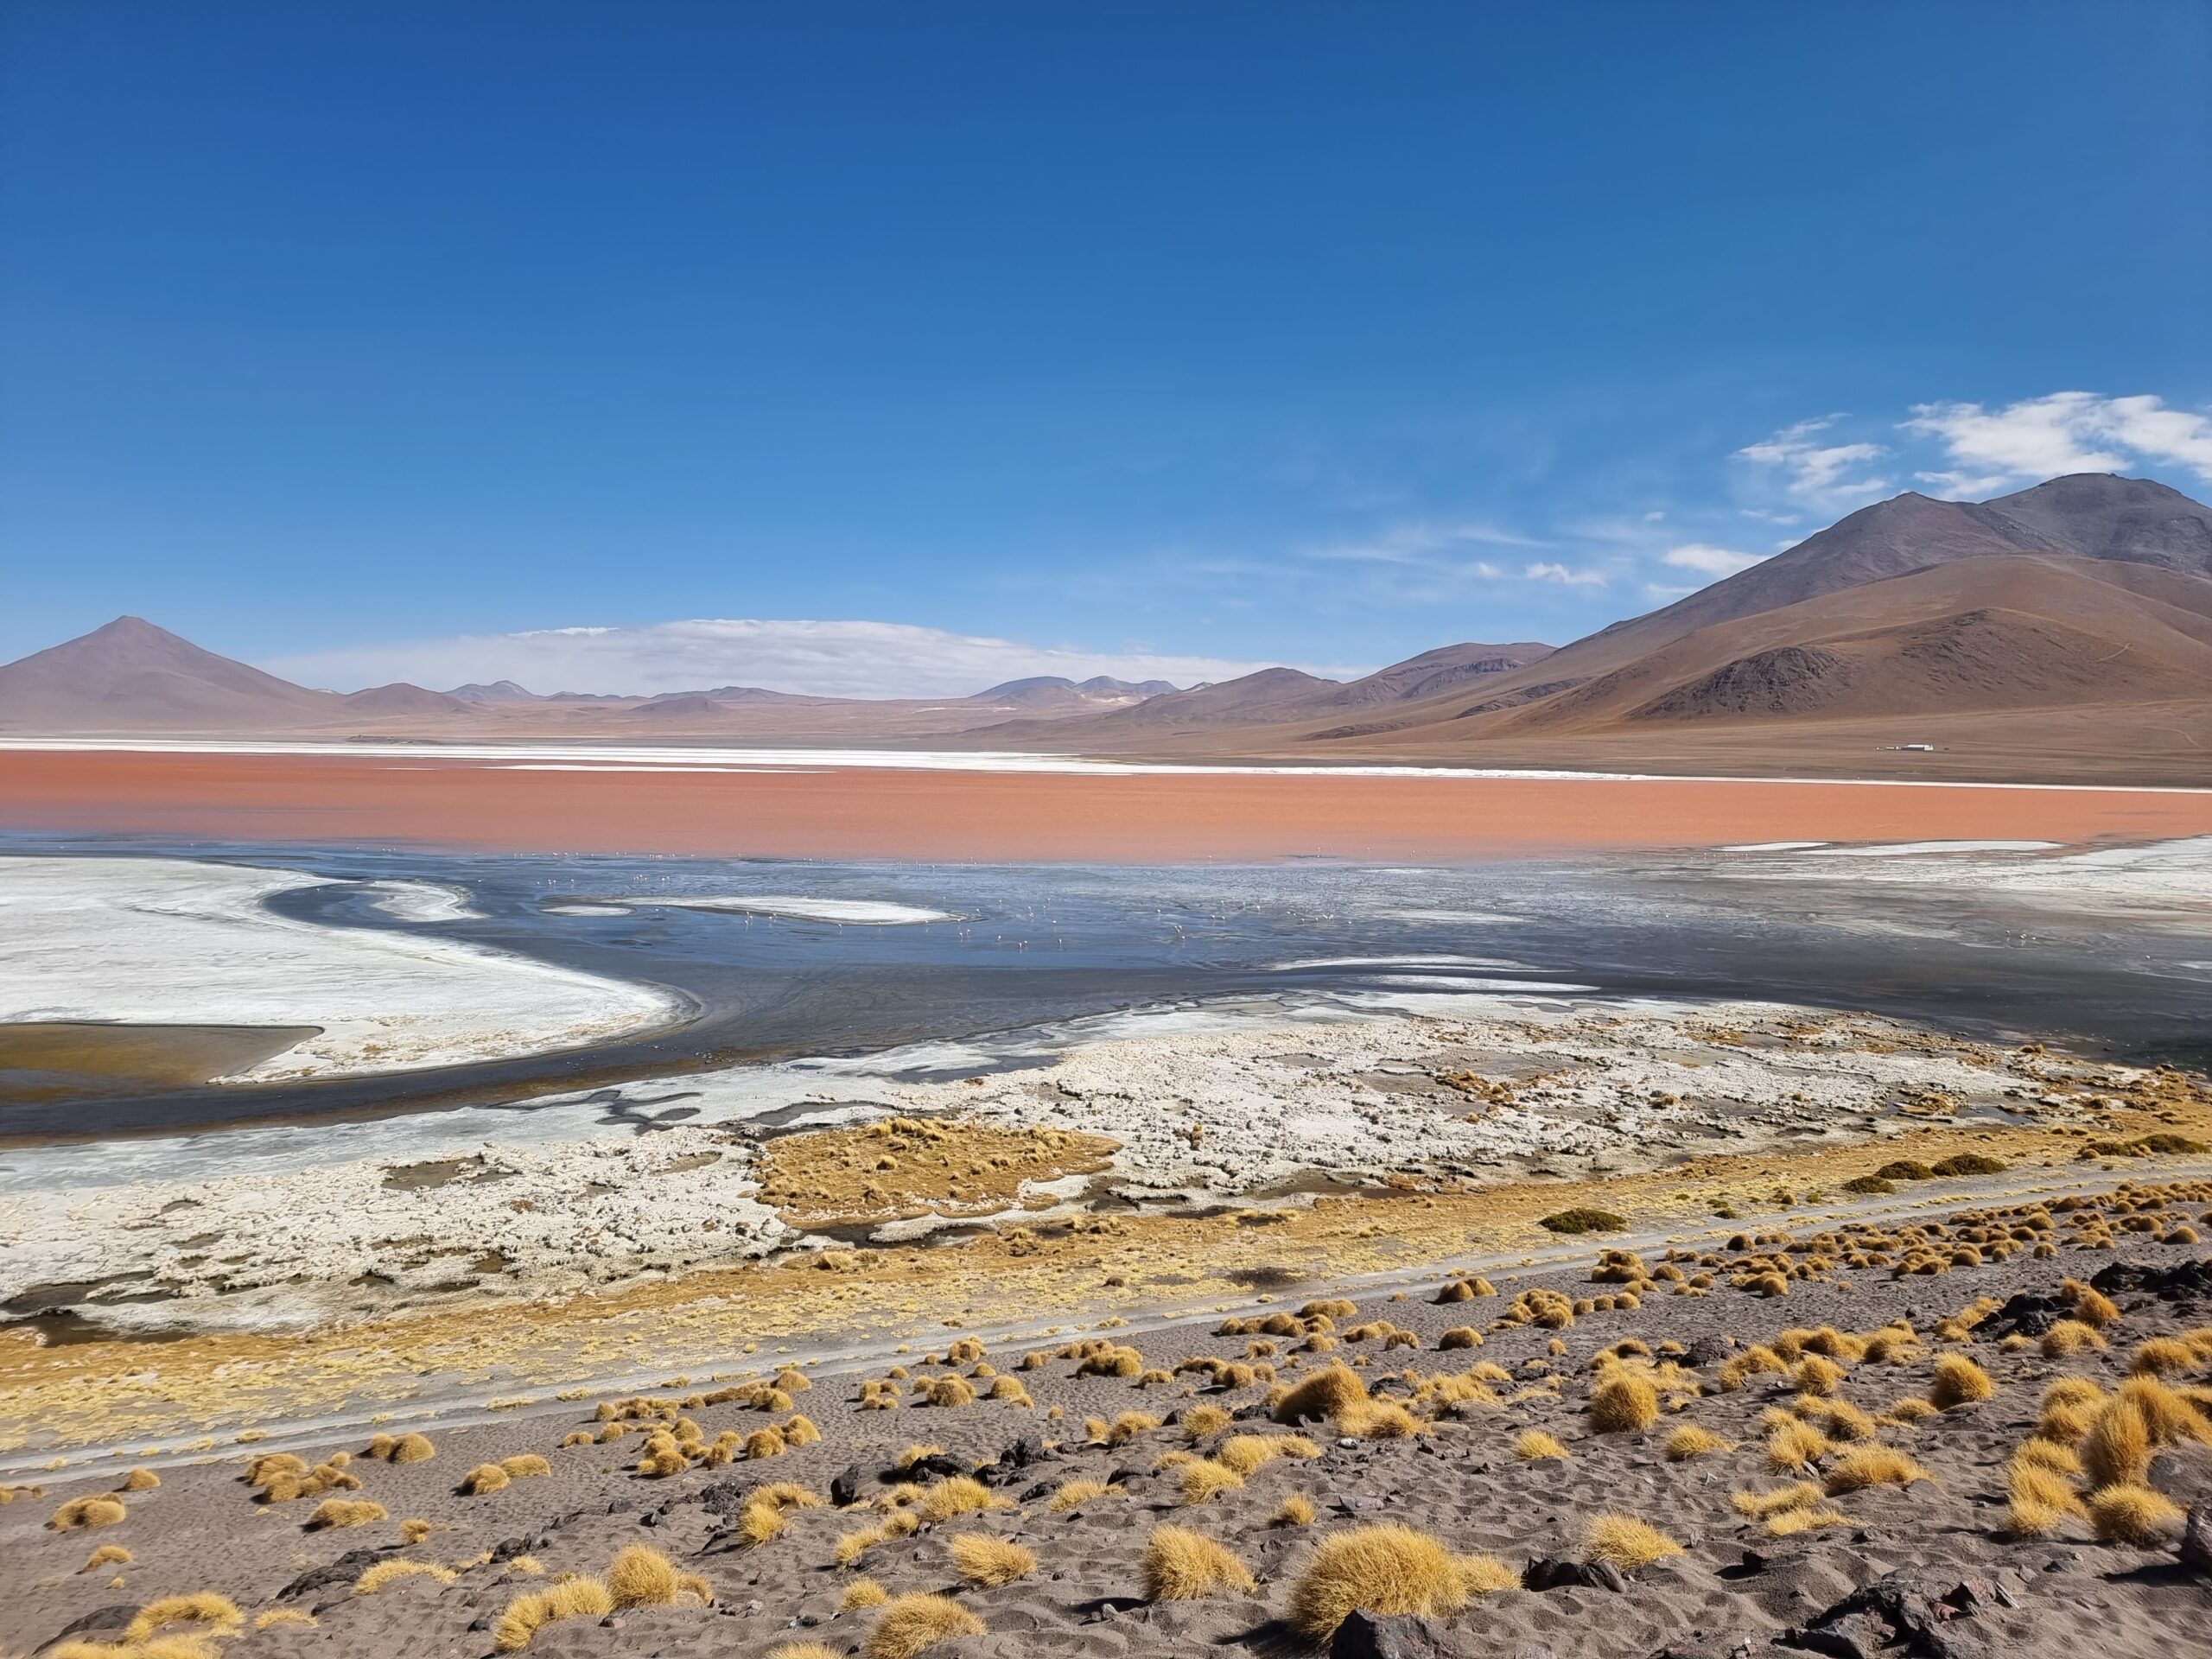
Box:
3, 750, 2209, 861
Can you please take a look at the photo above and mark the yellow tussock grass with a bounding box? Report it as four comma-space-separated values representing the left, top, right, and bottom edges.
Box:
918, 1475, 1000, 1522
1590, 1371, 1659, 1433
2062, 1279, 2120, 1326
1105, 1410, 1161, 1446
305, 1498, 385, 1529
894, 1442, 944, 1470
1732, 1481, 1821, 1517
354, 1560, 457, 1593
1338, 1400, 1421, 1440
493, 1577, 614, 1652
1514, 1430, 1569, 1461
2005, 1458, 2081, 1537
49, 1495, 127, 1531
2130, 1338, 2199, 1378
950, 1534, 1036, 1586
400, 1516, 433, 1543
124, 1595, 244, 1643
82, 1543, 132, 1572
120, 1468, 160, 1491
460, 1464, 511, 1495
1141, 1523, 1256, 1599
2086, 1482, 2185, 1546
1050, 1478, 1115, 1511
500, 1453, 550, 1478
607, 1545, 710, 1607
1766, 1505, 1848, 1537
1273, 1365, 1367, 1424
1765, 1420, 1829, 1472
1181, 1403, 1234, 1440
1586, 1511, 1684, 1570
841, 1578, 890, 1610
2013, 1436, 2082, 1477
51, 1641, 219, 1659
1793, 1355, 1846, 1397
1180, 1459, 1245, 1504
2040, 1320, 2105, 1358
1823, 1446, 1929, 1493
1273, 1493, 1316, 1527
1883, 1397, 1939, 1426
1286, 1523, 1491, 1641
253, 1611, 315, 1633
1216, 1433, 1318, 1475
2082, 1395, 2154, 1489
1929, 1354, 1993, 1409
746, 1427, 789, 1460
768, 1646, 839, 1659
864, 1592, 984, 1659
1664, 1425, 1732, 1461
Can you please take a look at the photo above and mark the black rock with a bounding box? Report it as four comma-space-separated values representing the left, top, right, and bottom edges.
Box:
830, 1464, 866, 1508
639, 1510, 658, 1527
894, 1452, 967, 1483
1781, 1571, 1988, 1658
1331, 1609, 1465, 1659
696, 1480, 753, 1516
279, 1549, 385, 1600
1522, 1557, 1627, 1592
1985, 1290, 2068, 1339
1005, 1433, 1048, 1468
488, 1535, 536, 1563
2182, 1503, 2212, 1577
1685, 1335, 1733, 1368
41, 1605, 138, 1649
2089, 1256, 2212, 1303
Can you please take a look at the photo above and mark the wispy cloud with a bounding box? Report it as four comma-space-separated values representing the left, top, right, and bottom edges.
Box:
1734, 416, 1890, 505
1301, 518, 1548, 564
1523, 561, 1608, 588
1662, 543, 1769, 578
1902, 391, 2212, 492
262, 618, 1357, 699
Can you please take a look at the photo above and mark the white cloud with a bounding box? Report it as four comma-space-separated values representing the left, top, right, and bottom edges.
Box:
1523, 561, 1609, 588
1735, 416, 1890, 505
1902, 391, 2212, 490
1303, 518, 1546, 563
262, 618, 1353, 699
1662, 543, 1769, 578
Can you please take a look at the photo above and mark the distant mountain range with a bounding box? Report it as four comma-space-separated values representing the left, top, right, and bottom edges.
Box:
4, 473, 2209, 782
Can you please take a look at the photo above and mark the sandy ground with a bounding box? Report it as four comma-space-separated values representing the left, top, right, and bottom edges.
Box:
7, 1176, 2212, 1659
6, 748, 2212, 861
0, 856, 684, 1080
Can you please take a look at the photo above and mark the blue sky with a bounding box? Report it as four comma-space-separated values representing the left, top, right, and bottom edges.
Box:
3, 2, 2209, 695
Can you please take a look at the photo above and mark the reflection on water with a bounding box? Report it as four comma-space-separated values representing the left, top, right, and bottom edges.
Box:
2, 832, 2207, 1141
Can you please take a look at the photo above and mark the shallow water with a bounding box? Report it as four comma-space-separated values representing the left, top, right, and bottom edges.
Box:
1, 832, 2207, 1141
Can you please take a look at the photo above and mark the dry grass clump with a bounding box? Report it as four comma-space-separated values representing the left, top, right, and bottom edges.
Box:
253, 1611, 316, 1633
2086, 1482, 2186, 1547
1514, 1430, 1570, 1461
124, 1595, 244, 1643
460, 1463, 512, 1495
1338, 1400, 1421, 1440
493, 1576, 616, 1652
1792, 1354, 1847, 1396
1589, 1370, 1659, 1433
1181, 1459, 1246, 1504
1273, 1494, 1316, 1527
2040, 1320, 2106, 1358
918, 1474, 1003, 1523
1141, 1524, 1256, 1599
2129, 1338, 2199, 1378
986, 1376, 1033, 1406
305, 1498, 386, 1529
919, 1375, 976, 1408
365, 1432, 436, 1463
82, 1544, 132, 1572
864, 1592, 985, 1659
1663, 1425, 1732, 1461
1272, 1364, 1368, 1425
50, 1495, 128, 1531
1180, 1402, 1235, 1440
120, 1467, 160, 1491
2061, 1278, 2120, 1327
2005, 1454, 2082, 1538
1764, 1419, 1830, 1472
1286, 1523, 1507, 1641
1717, 1345, 1789, 1391
1929, 1354, 1994, 1409
1732, 1481, 1822, 1520
1050, 1478, 1115, 1511
841, 1578, 890, 1611
2037, 1376, 2107, 1445
1585, 1512, 1684, 1570
1216, 1433, 1319, 1475
950, 1534, 1037, 1587
1823, 1446, 1929, 1494
736, 1481, 824, 1548
354, 1560, 458, 1593
607, 1545, 711, 1606
1105, 1410, 1161, 1446
1765, 1503, 1849, 1537
767, 1645, 840, 1659
50, 1639, 219, 1659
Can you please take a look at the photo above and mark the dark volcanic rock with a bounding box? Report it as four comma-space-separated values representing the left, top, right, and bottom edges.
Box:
1685, 1334, 1734, 1368
1331, 1610, 1465, 1659
1782, 1572, 1992, 1657
278, 1548, 385, 1600
2089, 1256, 2212, 1303
1522, 1556, 1628, 1592
2182, 1503, 2212, 1577
39, 1605, 137, 1652
830, 1464, 865, 1508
